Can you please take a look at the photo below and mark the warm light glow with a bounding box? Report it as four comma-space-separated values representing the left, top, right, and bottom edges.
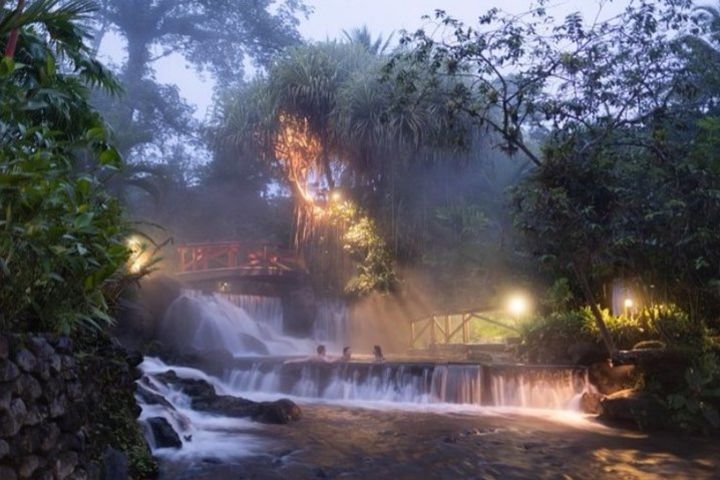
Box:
331, 190, 343, 202
126, 236, 146, 273
624, 298, 634, 309
507, 294, 530, 316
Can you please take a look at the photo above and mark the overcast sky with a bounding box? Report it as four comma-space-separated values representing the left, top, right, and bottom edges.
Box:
110, 0, 632, 120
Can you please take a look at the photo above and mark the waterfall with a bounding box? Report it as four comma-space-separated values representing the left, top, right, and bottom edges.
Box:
221, 294, 283, 333
223, 361, 588, 410
312, 298, 348, 351
159, 292, 316, 357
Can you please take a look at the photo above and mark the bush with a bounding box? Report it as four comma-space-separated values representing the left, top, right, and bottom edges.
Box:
0, 6, 130, 334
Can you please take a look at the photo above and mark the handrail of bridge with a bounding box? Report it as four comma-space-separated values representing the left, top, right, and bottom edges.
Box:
175, 241, 301, 274
409, 306, 520, 348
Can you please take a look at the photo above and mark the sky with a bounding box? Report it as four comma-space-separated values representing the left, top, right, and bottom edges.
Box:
102, 0, 631, 120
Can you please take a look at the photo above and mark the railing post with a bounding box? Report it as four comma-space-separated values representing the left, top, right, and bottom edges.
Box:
462, 313, 469, 344
430, 316, 436, 346
410, 321, 416, 348
444, 315, 450, 344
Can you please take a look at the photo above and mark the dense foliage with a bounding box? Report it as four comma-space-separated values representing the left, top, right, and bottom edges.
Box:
0, 1, 129, 333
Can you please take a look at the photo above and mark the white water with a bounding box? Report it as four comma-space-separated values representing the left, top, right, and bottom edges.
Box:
159, 291, 348, 357
137, 360, 267, 460
225, 361, 588, 410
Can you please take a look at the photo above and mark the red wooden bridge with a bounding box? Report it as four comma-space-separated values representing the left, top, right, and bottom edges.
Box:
174, 241, 304, 285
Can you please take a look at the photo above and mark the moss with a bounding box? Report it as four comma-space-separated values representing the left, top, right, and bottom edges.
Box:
74, 331, 158, 479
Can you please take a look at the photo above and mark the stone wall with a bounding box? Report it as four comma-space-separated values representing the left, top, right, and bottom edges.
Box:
0, 334, 87, 479
0, 333, 153, 480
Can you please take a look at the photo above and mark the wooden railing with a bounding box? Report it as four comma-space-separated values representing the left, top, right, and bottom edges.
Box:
409, 307, 520, 348
176, 241, 299, 274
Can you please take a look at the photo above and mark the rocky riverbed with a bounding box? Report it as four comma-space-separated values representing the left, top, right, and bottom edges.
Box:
157, 403, 719, 480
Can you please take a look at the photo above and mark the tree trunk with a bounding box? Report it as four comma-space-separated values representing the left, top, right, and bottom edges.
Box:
574, 265, 617, 358
4, 0, 25, 58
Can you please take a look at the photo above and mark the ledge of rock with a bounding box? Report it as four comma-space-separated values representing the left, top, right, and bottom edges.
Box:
152, 370, 302, 424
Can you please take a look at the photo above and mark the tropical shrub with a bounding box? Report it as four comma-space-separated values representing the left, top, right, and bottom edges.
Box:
0, 1, 129, 333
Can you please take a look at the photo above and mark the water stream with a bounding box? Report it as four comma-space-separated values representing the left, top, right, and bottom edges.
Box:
139, 291, 594, 462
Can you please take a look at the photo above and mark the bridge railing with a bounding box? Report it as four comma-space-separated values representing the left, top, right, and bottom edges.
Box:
409, 307, 520, 348
175, 241, 300, 273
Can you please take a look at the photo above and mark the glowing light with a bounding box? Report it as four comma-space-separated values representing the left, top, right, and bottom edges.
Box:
331, 190, 343, 202
507, 294, 530, 316
126, 236, 146, 273
624, 298, 634, 309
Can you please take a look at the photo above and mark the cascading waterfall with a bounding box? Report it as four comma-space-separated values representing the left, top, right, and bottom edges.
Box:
223, 361, 588, 410
151, 291, 590, 411
159, 291, 316, 356
221, 294, 284, 332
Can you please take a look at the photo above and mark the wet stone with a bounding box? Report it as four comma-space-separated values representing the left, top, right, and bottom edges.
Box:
146, 417, 181, 449
55, 337, 73, 354
0, 438, 8, 459
23, 404, 47, 427
14, 349, 37, 373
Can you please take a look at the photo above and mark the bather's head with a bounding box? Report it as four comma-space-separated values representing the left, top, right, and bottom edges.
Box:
317, 344, 326, 356
342, 346, 351, 360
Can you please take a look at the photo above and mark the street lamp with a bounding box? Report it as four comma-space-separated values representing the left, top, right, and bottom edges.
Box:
507, 293, 530, 319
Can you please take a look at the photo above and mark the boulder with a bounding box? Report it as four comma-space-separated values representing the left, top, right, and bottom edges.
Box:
588, 362, 638, 395
579, 392, 605, 414
253, 399, 302, 424
154, 373, 302, 424
600, 389, 668, 429
146, 417, 181, 449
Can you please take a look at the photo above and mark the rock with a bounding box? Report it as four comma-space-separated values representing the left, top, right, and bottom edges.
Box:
14, 374, 42, 402
160, 373, 302, 424
0, 336, 8, 360
0, 438, 8, 459
58, 432, 83, 451
136, 383, 175, 410
49, 394, 68, 418
579, 392, 605, 414
55, 337, 73, 354
101, 447, 128, 480
0, 359, 20, 382
443, 433, 459, 443
0, 382, 11, 411
588, 362, 638, 396
16, 425, 44, 455
54, 451, 78, 479
49, 354, 63, 373
147, 417, 182, 449
40, 423, 60, 452
0, 398, 27, 436
0, 465, 16, 480
600, 389, 668, 429
27, 337, 55, 359
23, 404, 47, 426
18, 454, 40, 478
14, 349, 37, 373
253, 399, 302, 424
57, 406, 84, 432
